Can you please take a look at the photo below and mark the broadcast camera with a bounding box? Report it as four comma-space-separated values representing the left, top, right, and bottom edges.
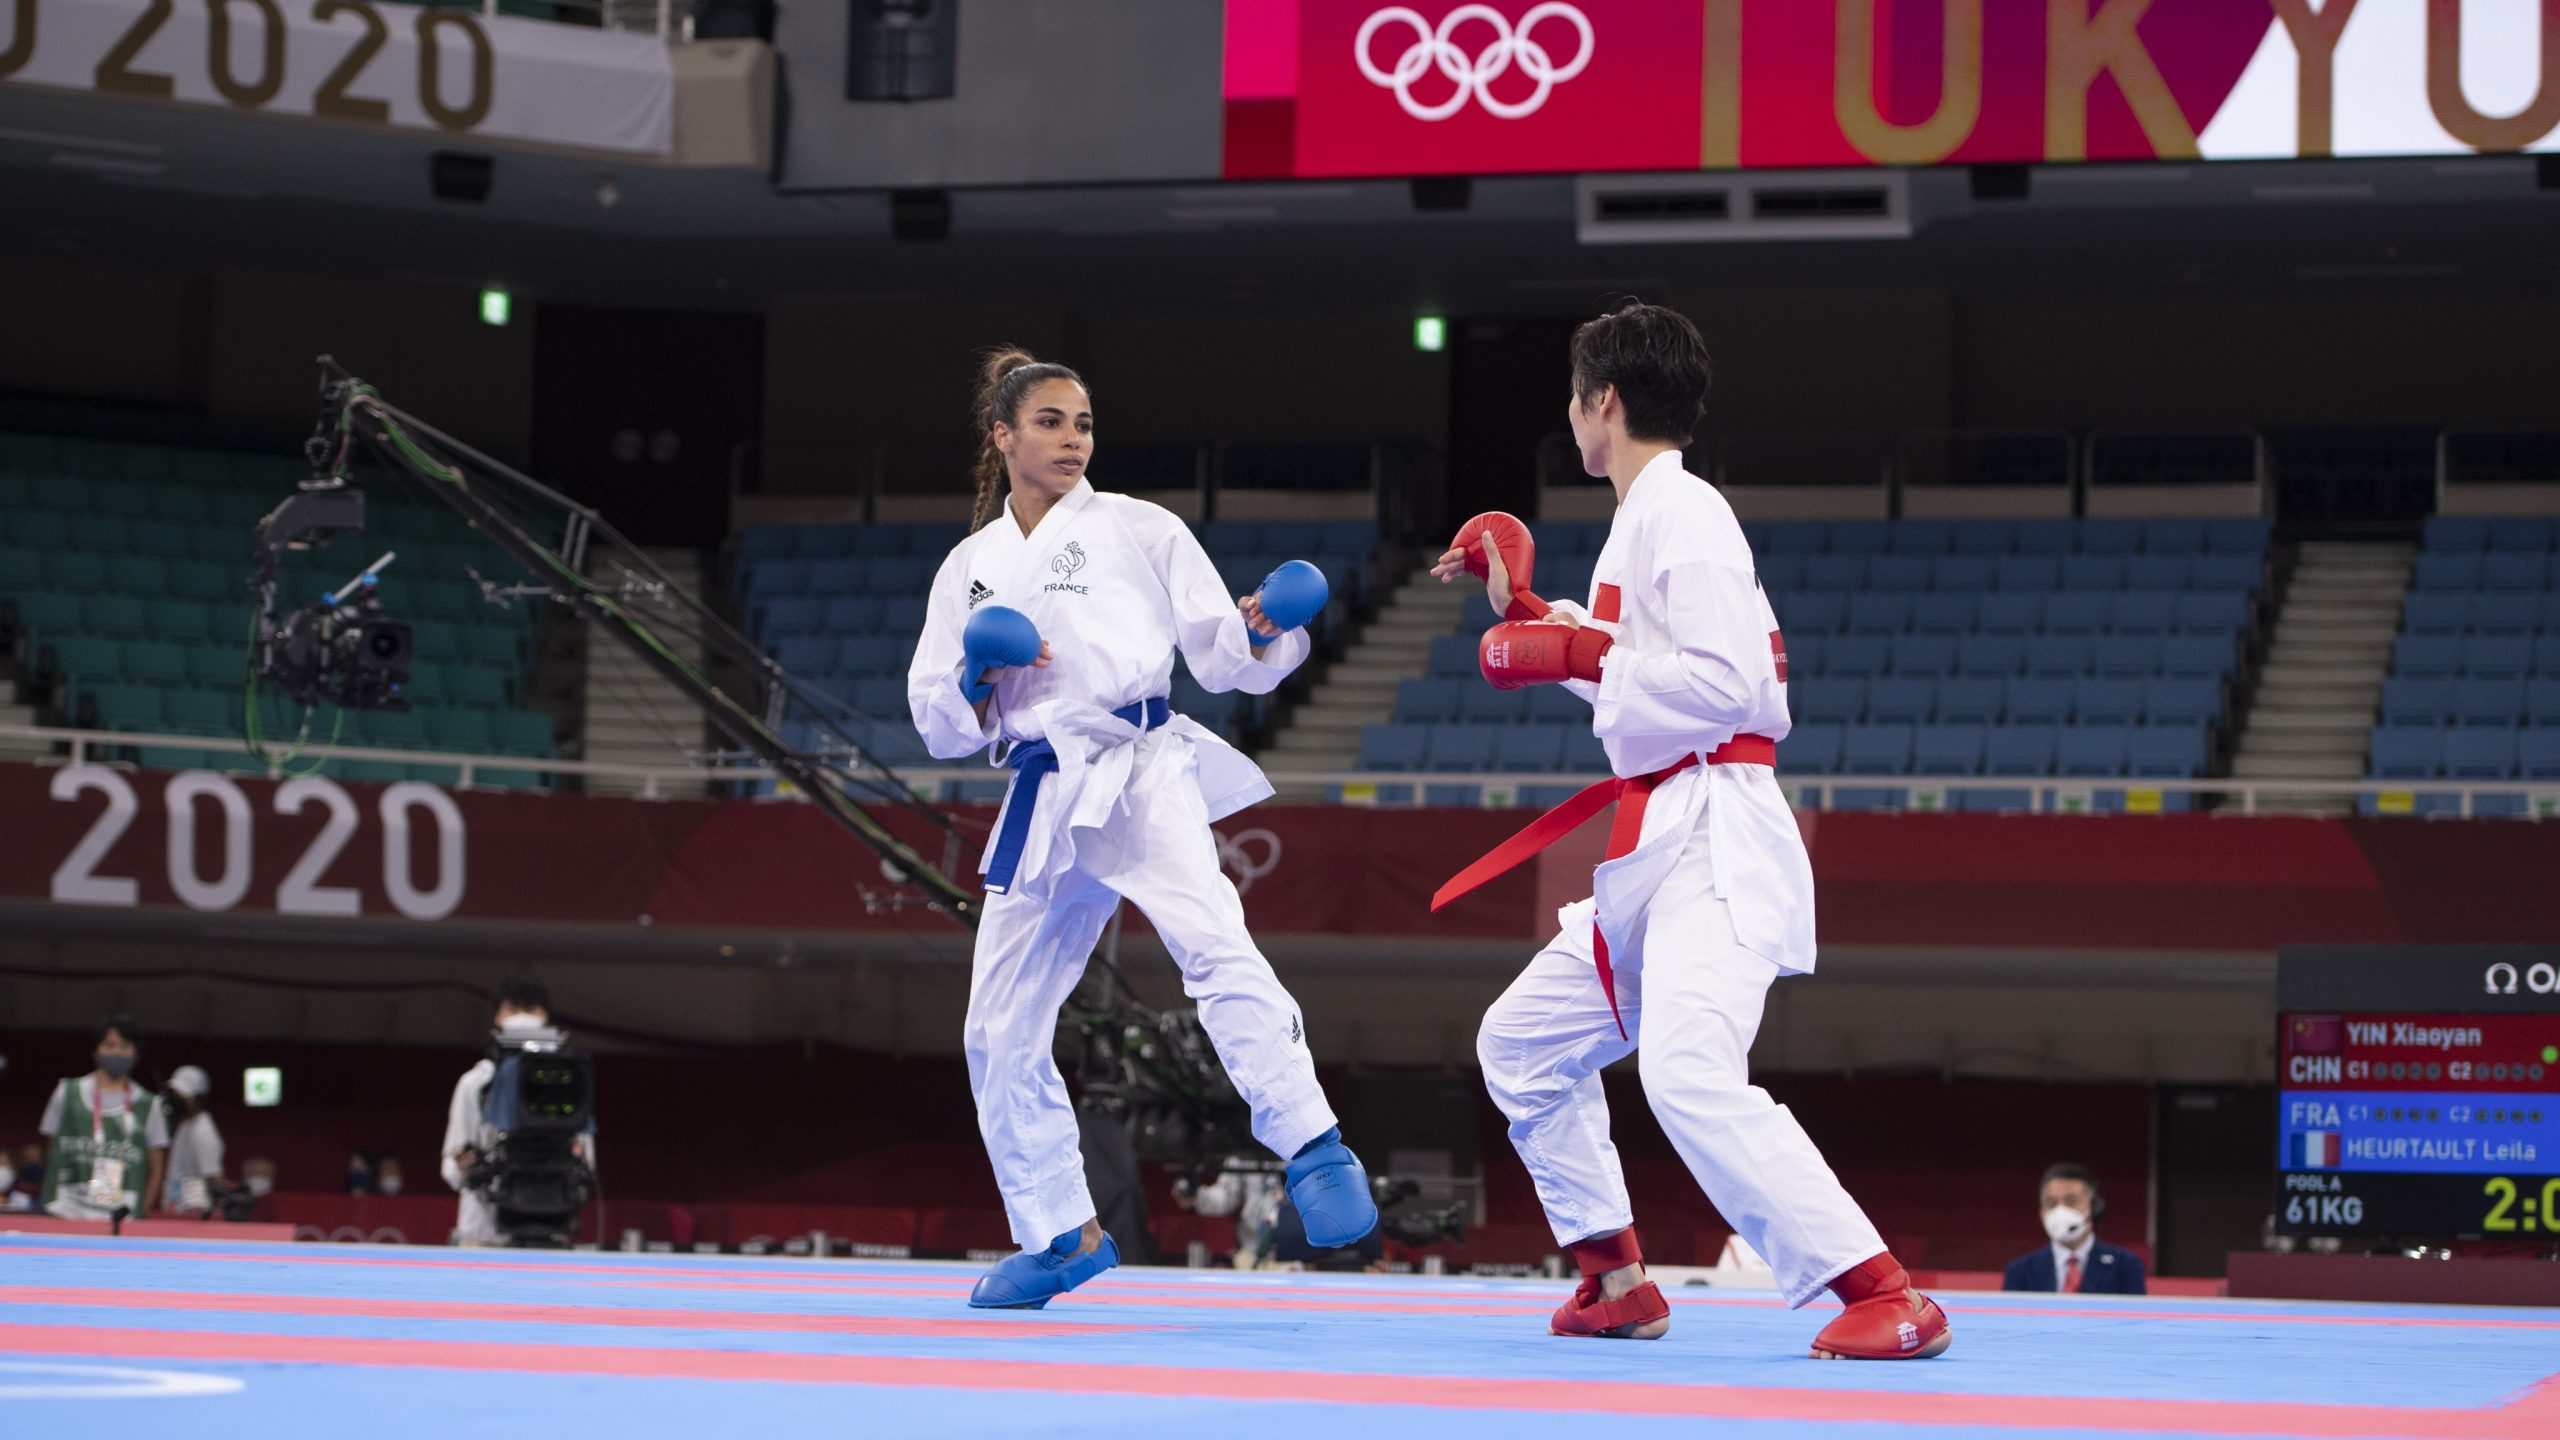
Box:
251, 485, 413, 711
464, 1022, 596, 1248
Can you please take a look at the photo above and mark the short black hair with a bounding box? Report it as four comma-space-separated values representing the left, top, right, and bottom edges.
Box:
495, 976, 551, 1015
96, 1014, 140, 1048
1568, 301, 1713, 446
2040, 1162, 2101, 1199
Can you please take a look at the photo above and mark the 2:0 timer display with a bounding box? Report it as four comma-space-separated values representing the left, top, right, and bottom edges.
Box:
2483, 1176, 2560, 1232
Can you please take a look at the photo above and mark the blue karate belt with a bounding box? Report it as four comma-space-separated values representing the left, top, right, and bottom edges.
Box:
982, 696, 1171, 895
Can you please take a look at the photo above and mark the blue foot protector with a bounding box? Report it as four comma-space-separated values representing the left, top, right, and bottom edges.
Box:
967, 1226, 1121, 1310
1285, 1127, 1379, 1249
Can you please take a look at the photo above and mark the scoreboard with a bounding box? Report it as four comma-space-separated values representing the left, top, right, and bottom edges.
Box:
2276, 947, 2560, 1240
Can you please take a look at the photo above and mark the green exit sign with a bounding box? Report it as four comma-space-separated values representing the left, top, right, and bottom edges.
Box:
243, 1067, 282, 1108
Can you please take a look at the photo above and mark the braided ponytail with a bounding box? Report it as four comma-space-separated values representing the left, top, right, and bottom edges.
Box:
969, 346, 1087, 533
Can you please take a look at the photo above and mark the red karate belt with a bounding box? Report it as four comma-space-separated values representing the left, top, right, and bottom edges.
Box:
1430, 733, 1778, 1039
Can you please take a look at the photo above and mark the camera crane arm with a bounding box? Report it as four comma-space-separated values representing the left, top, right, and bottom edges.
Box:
307, 358, 983, 930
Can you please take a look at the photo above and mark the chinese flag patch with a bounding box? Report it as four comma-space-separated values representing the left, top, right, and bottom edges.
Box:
1771, 629, 1789, 683
1594, 583, 1621, 623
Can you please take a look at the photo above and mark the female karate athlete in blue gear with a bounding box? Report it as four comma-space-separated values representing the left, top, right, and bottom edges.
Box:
909, 348, 1375, 1309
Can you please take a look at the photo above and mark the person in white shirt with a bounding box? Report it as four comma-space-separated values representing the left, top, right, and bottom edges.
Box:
1432, 303, 1951, 1359
440, 977, 593, 1246
36, 1016, 168, 1221
909, 348, 1375, 1310
161, 1065, 226, 1215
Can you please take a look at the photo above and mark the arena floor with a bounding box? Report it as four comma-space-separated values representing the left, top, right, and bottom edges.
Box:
1, 1235, 2555, 1437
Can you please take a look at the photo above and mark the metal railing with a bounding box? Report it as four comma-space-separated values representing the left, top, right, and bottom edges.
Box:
8, 726, 2551, 819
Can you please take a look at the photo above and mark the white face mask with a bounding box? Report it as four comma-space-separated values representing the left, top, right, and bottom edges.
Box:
376, 1177, 404, 1197
2043, 1204, 2092, 1245
497, 1013, 546, 1033
245, 1175, 274, 1197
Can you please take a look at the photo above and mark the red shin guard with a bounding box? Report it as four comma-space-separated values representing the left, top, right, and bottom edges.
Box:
1549, 1228, 1670, 1339
1810, 1252, 1952, 1360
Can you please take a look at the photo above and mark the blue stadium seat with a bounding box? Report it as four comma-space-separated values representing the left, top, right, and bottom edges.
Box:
1910, 593, 1975, 635
2204, 519, 2269, 554
1886, 521, 1953, 555
837, 636, 902, 675
2422, 516, 2492, 552
2481, 553, 2551, 591
1763, 522, 1826, 554
1790, 632, 1829, 675
804, 559, 862, 595
824, 596, 884, 633
1950, 520, 2015, 554
849, 525, 915, 558
2025, 635, 2093, 677
2393, 635, 2462, 678
2173, 591, 2248, 634
851, 676, 906, 715
1845, 592, 1913, 635
1460, 595, 1502, 631
1759, 553, 1807, 591
1865, 677, 1935, 725
1985, 723, 2059, 775
1492, 726, 1564, 772
1958, 634, 2026, 676
748, 558, 811, 600
2006, 679, 2073, 725
1806, 555, 1867, 589
2094, 635, 2162, 678
2143, 519, 2208, 554
1868, 556, 1931, 591
2368, 727, 2443, 777
2057, 725, 2132, 776
2444, 727, 2517, 778
2464, 636, 2533, 678
2406, 589, 2467, 632
1395, 678, 1466, 724
774, 635, 836, 673
1459, 687, 1531, 725
1891, 635, 1958, 676
1827, 521, 1891, 553
1995, 556, 2060, 591
2078, 519, 2143, 554
2539, 636, 2560, 676
1913, 723, 1985, 775
2451, 677, 2526, 726
1425, 727, 1499, 808
2075, 679, 2145, 725
2127, 727, 2207, 776
2527, 679, 2560, 725
1358, 723, 1429, 771
1781, 590, 1848, 634
2011, 520, 2075, 554
1825, 636, 1892, 677
1794, 677, 1865, 725
2520, 729, 2560, 777
2043, 593, 2110, 635
1558, 729, 1609, 775
2188, 555, 2262, 592
1779, 723, 1842, 772
2159, 636, 2234, 679
2469, 593, 2539, 635
737, 526, 795, 561
1429, 633, 1479, 676
1936, 678, 2005, 724
2060, 555, 2128, 590
794, 525, 858, 559
2110, 591, 2178, 635
2412, 554, 2482, 592
763, 597, 825, 639
2124, 556, 2190, 590
1928, 555, 1994, 593
1974, 594, 2041, 635
1525, 686, 1587, 724
1842, 723, 1915, 774
2145, 678, 2223, 728
2483, 517, 2555, 552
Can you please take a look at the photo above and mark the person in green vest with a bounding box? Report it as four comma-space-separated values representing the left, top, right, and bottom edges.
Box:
36, 1015, 169, 1221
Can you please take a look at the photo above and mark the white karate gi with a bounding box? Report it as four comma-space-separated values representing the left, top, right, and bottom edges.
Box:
1476, 450, 1886, 1307
910, 478, 1338, 1249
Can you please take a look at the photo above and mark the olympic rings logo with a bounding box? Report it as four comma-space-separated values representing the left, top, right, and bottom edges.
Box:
1214, 826, 1283, 895
1355, 3, 1596, 122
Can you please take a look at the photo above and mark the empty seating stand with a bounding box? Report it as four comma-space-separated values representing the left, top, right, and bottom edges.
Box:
2366, 516, 2560, 817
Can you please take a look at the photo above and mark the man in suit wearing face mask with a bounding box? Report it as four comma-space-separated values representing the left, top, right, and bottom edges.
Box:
2004, 1163, 2147, 1295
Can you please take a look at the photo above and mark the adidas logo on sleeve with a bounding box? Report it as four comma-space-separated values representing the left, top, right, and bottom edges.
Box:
967, 580, 994, 609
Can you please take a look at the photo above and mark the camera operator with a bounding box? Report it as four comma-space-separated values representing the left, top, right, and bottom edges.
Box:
440, 978, 595, 1247
35, 1016, 168, 1222
161, 1065, 228, 1217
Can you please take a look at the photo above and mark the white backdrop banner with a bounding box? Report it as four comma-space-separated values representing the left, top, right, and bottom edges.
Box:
0, 0, 673, 155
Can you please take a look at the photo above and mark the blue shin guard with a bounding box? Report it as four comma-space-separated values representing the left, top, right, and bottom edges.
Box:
967, 1226, 1120, 1310
1284, 1127, 1379, 1249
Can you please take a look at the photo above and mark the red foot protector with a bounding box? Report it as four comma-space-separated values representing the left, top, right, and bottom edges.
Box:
1550, 1227, 1670, 1339
1450, 512, 1550, 621
1811, 1253, 1953, 1360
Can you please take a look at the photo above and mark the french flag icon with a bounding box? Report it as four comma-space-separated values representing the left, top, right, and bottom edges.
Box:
2294, 1132, 2341, 1168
